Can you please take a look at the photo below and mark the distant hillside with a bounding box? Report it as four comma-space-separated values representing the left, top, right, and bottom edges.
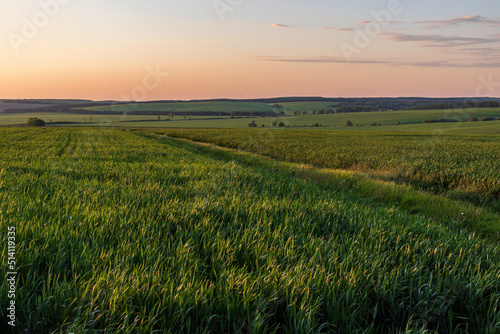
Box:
2, 97, 499, 116
83, 101, 276, 114
1, 99, 93, 105
0, 103, 58, 113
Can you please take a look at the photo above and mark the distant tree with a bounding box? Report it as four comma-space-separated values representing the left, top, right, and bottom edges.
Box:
279, 122, 285, 127
482, 116, 494, 121
396, 121, 400, 125
262, 124, 265, 127
248, 120, 257, 127
468, 117, 478, 122
27, 117, 45, 127
345, 120, 353, 127
272, 104, 282, 108
272, 120, 278, 127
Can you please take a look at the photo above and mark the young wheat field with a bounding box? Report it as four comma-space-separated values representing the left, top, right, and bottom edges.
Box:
1, 128, 499, 333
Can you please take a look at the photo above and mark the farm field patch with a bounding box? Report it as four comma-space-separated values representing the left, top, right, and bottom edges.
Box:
0, 128, 499, 333
152, 129, 500, 212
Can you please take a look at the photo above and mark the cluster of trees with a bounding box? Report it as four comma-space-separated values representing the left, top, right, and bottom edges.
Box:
481, 116, 496, 121
248, 120, 285, 127
468, 116, 499, 122
423, 118, 459, 123
292, 109, 336, 116
413, 101, 500, 111
423, 116, 499, 123
336, 106, 379, 113
311, 109, 335, 115
344, 120, 384, 127
249, 120, 305, 128
27, 117, 45, 127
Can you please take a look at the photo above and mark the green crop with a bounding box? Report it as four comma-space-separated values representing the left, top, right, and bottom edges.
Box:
0, 128, 499, 333
153, 129, 500, 208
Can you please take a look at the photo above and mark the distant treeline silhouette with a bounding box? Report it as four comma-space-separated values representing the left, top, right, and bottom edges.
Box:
411, 101, 499, 110
4, 107, 287, 117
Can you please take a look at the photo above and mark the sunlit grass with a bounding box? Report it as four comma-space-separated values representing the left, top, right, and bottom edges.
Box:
0, 128, 499, 333
152, 129, 500, 209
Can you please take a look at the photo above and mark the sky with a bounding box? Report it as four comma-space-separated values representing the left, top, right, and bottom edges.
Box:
1, 0, 500, 100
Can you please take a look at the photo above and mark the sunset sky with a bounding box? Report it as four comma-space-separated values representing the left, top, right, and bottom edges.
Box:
2, 0, 500, 100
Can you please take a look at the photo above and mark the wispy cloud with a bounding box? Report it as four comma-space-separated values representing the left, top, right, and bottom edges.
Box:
441, 47, 500, 61
322, 20, 402, 32
416, 15, 500, 29
256, 56, 500, 68
270, 23, 291, 28
382, 32, 499, 47
322, 27, 354, 32
357, 20, 403, 25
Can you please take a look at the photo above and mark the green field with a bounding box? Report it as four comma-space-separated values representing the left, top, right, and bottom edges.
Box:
273, 101, 338, 112
370, 121, 500, 135
81, 101, 340, 114
71, 108, 500, 135
109, 114, 500, 135
82, 101, 278, 113
0, 113, 183, 125
150, 129, 500, 215
2, 108, 500, 135
0, 113, 233, 127
283, 108, 500, 127
1, 128, 499, 333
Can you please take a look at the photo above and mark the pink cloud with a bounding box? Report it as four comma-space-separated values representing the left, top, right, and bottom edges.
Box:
382, 32, 499, 47
417, 15, 500, 29
322, 27, 354, 31
270, 23, 291, 28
